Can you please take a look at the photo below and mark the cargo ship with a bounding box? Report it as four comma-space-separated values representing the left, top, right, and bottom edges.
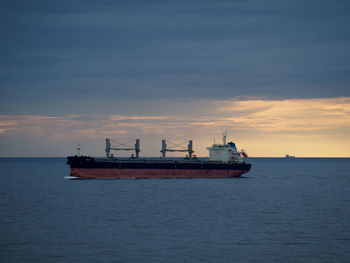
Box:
66, 134, 251, 179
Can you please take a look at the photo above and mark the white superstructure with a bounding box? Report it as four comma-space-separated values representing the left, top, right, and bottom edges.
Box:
207, 134, 248, 163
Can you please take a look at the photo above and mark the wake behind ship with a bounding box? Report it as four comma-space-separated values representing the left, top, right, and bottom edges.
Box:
66, 134, 251, 179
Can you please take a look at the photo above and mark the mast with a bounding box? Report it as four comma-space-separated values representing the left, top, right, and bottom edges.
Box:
106, 138, 140, 158
77, 144, 81, 156
223, 131, 227, 145
161, 139, 194, 159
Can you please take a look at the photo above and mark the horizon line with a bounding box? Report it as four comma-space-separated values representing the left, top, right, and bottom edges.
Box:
0, 156, 349, 159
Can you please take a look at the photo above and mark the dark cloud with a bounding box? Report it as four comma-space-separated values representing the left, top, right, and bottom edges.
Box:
1, 0, 350, 113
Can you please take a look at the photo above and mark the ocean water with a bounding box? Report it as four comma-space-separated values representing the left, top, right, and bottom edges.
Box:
0, 158, 349, 263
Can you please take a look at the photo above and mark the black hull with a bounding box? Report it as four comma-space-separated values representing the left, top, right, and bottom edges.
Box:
67, 156, 252, 171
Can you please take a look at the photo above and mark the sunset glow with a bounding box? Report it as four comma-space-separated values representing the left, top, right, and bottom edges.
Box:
1, 97, 349, 157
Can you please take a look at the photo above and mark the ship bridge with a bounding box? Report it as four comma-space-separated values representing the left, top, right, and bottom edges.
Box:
207, 133, 247, 163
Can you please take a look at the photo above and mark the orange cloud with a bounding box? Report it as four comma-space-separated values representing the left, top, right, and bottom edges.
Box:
110, 115, 167, 121
212, 97, 350, 132
0, 97, 349, 157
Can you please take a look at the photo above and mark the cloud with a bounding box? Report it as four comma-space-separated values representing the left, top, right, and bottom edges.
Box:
0, 97, 349, 156
213, 97, 350, 132
109, 115, 167, 121
1, 0, 350, 112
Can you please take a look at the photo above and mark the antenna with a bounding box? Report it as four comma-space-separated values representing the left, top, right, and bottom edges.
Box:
223, 131, 227, 145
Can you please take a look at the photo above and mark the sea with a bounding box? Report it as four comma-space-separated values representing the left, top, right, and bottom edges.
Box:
0, 157, 349, 263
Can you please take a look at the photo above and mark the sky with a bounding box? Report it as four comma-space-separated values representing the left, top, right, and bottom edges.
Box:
1, 0, 350, 157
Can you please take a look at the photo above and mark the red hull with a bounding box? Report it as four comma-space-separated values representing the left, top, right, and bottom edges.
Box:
70, 168, 249, 179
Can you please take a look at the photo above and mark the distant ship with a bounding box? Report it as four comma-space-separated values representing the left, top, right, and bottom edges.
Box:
285, 154, 295, 158
66, 134, 251, 179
